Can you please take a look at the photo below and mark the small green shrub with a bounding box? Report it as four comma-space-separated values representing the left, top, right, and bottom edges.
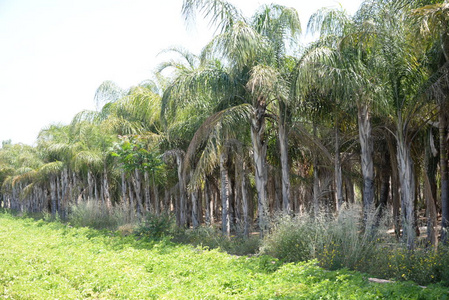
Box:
226, 235, 260, 256
260, 212, 320, 262
172, 225, 260, 256
316, 206, 389, 271
365, 244, 449, 286
133, 213, 175, 240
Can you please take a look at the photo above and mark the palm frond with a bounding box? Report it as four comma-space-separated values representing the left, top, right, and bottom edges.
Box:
94, 80, 126, 110
12, 169, 37, 186
246, 65, 284, 102
252, 4, 301, 54
158, 46, 200, 71
184, 103, 252, 171
308, 6, 352, 38
73, 150, 103, 172
38, 161, 64, 178
19, 182, 36, 200
182, 0, 243, 34
213, 21, 268, 70
188, 136, 220, 190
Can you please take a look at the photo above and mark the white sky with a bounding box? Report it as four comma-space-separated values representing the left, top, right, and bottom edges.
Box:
0, 0, 361, 146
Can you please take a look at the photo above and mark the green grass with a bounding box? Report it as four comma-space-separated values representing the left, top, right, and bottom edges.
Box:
0, 213, 447, 299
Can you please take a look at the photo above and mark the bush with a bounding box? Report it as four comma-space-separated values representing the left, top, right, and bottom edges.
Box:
68, 200, 131, 230
260, 205, 389, 268
133, 213, 175, 240
172, 225, 260, 256
366, 244, 449, 286
316, 206, 389, 271
260, 212, 320, 262
260, 205, 449, 287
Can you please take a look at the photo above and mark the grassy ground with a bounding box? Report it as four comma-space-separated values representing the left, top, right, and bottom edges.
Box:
0, 213, 447, 299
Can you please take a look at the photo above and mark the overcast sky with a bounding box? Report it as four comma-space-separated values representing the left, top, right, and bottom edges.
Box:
0, 0, 361, 146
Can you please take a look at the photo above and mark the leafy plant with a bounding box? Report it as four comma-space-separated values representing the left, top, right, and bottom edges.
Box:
111, 135, 163, 175
133, 213, 175, 240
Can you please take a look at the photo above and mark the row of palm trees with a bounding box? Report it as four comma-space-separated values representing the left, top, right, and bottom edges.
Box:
1, 0, 448, 249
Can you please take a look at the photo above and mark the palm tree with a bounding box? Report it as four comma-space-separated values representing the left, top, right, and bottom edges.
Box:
159, 47, 220, 228
0, 143, 46, 213
302, 6, 380, 219
251, 4, 302, 213
179, 0, 301, 234
412, 0, 449, 243
73, 79, 164, 218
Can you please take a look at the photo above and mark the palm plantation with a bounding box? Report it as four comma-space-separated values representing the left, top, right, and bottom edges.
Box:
2, 0, 449, 290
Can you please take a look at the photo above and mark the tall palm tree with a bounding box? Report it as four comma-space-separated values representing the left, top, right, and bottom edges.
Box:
179, 0, 301, 234
303, 6, 380, 219
413, 0, 449, 243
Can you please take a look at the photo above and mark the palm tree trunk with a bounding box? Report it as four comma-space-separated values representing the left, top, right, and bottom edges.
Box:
153, 174, 160, 216
234, 153, 242, 227
87, 171, 94, 201
242, 162, 250, 238
128, 178, 135, 219
94, 176, 99, 204
357, 103, 374, 221
273, 170, 282, 212
103, 166, 111, 211
132, 169, 143, 217
50, 176, 57, 217
56, 175, 62, 216
425, 127, 439, 248
334, 124, 344, 211
190, 170, 200, 229
121, 172, 127, 210
220, 151, 231, 236
66, 172, 72, 208
144, 171, 151, 213
440, 106, 449, 243
425, 151, 438, 248
205, 179, 211, 226
313, 123, 320, 216
100, 176, 105, 206
174, 151, 187, 227
251, 108, 269, 236
387, 135, 401, 239
279, 116, 291, 214
396, 123, 416, 250
164, 189, 169, 213
61, 169, 69, 219
73, 172, 80, 205
379, 140, 391, 218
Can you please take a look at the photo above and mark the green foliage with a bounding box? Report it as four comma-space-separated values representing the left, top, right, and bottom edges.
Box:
261, 206, 385, 268
111, 135, 164, 175
171, 225, 260, 256
0, 213, 446, 299
261, 205, 449, 287
365, 245, 449, 287
261, 212, 319, 262
133, 213, 175, 240
67, 200, 133, 230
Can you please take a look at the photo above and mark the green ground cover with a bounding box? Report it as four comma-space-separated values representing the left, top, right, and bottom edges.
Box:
0, 213, 447, 299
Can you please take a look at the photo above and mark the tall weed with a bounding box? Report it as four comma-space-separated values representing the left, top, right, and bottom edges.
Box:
261, 205, 391, 270
172, 225, 260, 256
68, 200, 133, 230
261, 205, 449, 286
